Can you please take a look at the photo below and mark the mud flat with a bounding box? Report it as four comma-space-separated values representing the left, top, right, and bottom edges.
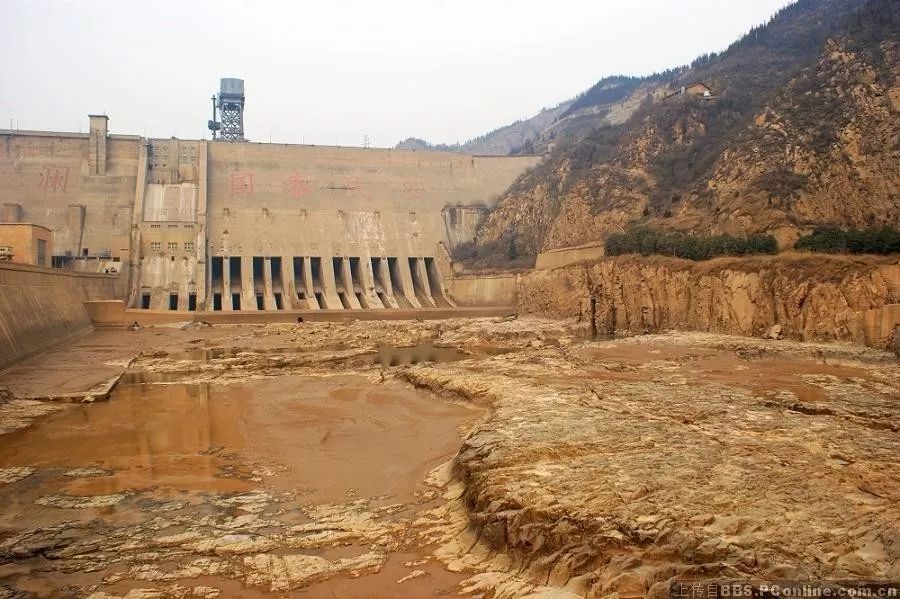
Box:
0, 317, 897, 597
404, 330, 900, 597
0, 320, 495, 597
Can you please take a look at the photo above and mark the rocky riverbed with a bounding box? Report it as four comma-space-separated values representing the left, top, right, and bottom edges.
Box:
0, 317, 897, 597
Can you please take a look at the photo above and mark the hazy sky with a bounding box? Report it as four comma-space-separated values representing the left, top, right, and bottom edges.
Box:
2, 0, 791, 147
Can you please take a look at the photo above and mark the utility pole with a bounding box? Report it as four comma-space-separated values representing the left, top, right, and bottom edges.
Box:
209, 94, 218, 140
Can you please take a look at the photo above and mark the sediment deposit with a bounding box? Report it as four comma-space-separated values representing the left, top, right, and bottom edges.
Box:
0, 317, 897, 597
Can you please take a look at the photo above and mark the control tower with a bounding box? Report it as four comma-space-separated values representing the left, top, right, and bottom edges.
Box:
209, 78, 246, 141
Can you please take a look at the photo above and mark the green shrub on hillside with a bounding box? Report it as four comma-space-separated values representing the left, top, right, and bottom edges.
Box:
795, 226, 900, 254
605, 227, 777, 261
451, 239, 535, 269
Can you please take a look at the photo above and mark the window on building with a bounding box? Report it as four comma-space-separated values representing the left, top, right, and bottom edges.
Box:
36, 239, 47, 266
168, 224, 178, 229
150, 224, 161, 229
184, 224, 194, 229
150, 241, 161, 251
184, 241, 194, 252
167, 242, 178, 252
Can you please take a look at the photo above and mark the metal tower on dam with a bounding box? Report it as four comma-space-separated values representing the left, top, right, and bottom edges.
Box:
209, 78, 246, 141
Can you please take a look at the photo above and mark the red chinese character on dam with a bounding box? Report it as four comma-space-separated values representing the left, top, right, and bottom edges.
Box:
230, 172, 254, 195
287, 173, 312, 199
37, 166, 69, 193
344, 176, 373, 201
401, 181, 425, 201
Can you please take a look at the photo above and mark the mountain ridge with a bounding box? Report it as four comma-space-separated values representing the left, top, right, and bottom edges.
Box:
395, 99, 573, 155
462, 0, 899, 265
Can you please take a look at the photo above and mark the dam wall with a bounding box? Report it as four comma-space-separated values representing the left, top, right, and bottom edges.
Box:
0, 128, 141, 301
517, 254, 900, 349
0, 262, 118, 368
1, 118, 540, 313
199, 142, 537, 312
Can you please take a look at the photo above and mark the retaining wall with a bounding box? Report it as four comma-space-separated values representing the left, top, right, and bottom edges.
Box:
0, 263, 118, 368
534, 241, 605, 270
447, 272, 518, 306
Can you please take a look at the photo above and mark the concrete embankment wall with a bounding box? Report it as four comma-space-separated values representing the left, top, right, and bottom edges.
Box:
0, 263, 118, 368
447, 272, 519, 306
517, 254, 900, 349
534, 241, 605, 270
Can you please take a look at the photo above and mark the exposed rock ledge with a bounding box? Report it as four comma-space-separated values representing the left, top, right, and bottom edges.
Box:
517, 254, 899, 348
401, 330, 900, 597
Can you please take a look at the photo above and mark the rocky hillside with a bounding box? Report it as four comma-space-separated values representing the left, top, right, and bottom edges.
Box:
471, 0, 899, 261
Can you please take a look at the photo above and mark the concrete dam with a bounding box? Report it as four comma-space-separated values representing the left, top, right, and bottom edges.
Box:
0, 115, 540, 315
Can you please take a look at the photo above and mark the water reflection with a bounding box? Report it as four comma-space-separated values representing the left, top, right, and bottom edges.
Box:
0, 376, 483, 500
119, 370, 186, 384
166, 347, 241, 361
0, 382, 232, 492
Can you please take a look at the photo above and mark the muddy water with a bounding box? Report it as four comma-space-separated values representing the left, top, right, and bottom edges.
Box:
357, 341, 511, 366
0, 376, 477, 502
0, 375, 482, 596
575, 343, 884, 404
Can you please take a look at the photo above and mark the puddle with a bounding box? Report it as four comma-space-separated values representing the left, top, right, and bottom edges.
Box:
166, 347, 242, 361
118, 369, 186, 384
164, 343, 353, 362
352, 341, 511, 367
0, 375, 481, 595
0, 375, 481, 502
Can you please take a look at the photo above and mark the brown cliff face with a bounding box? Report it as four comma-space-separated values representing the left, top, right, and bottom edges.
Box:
473, 0, 899, 261
518, 255, 900, 347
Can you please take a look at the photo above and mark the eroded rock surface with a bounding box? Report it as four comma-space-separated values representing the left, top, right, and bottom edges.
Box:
401, 329, 900, 597
0, 318, 896, 597
0, 395, 66, 436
